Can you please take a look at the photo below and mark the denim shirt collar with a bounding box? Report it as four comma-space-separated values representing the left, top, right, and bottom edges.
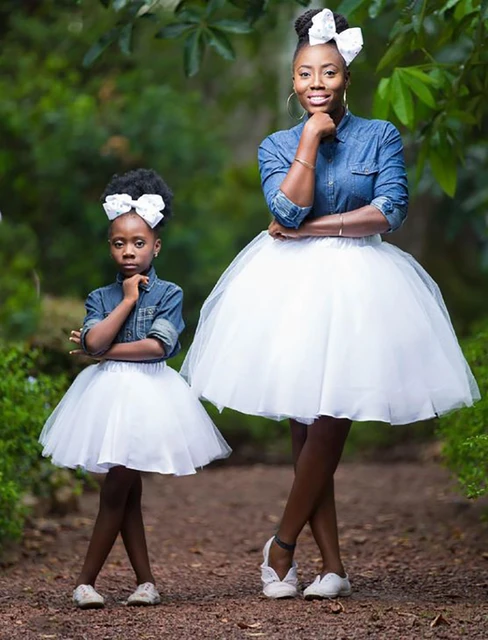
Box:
116, 265, 157, 291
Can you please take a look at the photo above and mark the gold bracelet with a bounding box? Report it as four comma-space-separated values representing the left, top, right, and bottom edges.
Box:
338, 213, 344, 236
294, 157, 316, 171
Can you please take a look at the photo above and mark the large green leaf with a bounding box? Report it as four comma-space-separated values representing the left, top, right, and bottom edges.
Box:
377, 33, 409, 72
390, 71, 414, 128
208, 28, 235, 61
156, 23, 195, 39
118, 22, 133, 55
429, 140, 457, 197
372, 77, 391, 120
205, 0, 226, 17
183, 28, 205, 77
400, 68, 436, 108
82, 28, 119, 67
212, 19, 253, 34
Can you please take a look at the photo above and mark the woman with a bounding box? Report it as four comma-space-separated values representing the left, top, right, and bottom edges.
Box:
182, 8, 479, 600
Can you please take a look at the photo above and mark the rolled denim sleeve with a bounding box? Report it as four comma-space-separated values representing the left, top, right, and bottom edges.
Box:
258, 136, 312, 229
370, 123, 409, 233
147, 286, 185, 359
80, 290, 105, 356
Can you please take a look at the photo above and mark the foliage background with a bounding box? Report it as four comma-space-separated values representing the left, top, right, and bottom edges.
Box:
0, 0, 486, 547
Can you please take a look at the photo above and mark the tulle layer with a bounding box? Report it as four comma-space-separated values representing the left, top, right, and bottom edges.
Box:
40, 361, 231, 475
181, 232, 479, 425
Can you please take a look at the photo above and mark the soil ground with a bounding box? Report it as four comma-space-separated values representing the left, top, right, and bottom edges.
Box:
1, 461, 487, 639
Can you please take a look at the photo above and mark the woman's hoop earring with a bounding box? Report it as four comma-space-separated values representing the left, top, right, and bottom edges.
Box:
343, 89, 348, 111
287, 92, 306, 120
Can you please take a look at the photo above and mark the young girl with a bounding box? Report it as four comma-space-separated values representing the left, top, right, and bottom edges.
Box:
182, 9, 479, 600
39, 168, 231, 609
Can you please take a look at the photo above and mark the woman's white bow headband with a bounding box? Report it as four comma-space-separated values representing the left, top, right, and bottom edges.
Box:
103, 193, 165, 229
308, 8, 363, 66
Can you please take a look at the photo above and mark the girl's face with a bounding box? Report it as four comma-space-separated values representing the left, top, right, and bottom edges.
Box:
293, 43, 349, 117
109, 213, 161, 278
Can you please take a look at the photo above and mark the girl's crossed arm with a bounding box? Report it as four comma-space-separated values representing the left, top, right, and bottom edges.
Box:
81, 274, 150, 356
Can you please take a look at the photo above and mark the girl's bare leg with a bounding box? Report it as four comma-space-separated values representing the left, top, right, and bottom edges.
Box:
76, 466, 139, 587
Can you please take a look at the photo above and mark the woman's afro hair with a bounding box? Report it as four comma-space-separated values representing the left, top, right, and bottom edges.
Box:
294, 9, 349, 60
102, 168, 173, 230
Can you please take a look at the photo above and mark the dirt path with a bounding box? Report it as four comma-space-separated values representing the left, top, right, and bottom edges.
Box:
1, 462, 487, 640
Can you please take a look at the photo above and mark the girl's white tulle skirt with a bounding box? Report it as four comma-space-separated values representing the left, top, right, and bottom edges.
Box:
40, 362, 231, 476
181, 232, 479, 426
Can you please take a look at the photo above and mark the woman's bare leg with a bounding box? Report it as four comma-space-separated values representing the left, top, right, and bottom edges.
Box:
268, 416, 351, 579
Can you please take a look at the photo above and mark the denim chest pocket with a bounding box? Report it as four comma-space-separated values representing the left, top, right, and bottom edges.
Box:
350, 162, 379, 203
136, 306, 157, 339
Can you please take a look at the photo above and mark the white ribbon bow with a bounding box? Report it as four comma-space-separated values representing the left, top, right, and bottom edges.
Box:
103, 193, 165, 228
308, 8, 363, 66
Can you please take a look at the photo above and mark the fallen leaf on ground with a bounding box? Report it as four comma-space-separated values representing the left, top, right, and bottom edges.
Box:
430, 613, 449, 627
329, 601, 345, 614
237, 622, 262, 629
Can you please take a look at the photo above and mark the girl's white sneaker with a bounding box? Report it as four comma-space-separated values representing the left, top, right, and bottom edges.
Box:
72, 584, 105, 609
303, 573, 352, 600
260, 537, 299, 599
127, 582, 161, 606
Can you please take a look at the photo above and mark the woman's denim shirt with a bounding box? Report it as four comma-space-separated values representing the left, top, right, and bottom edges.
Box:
258, 111, 408, 232
80, 266, 184, 363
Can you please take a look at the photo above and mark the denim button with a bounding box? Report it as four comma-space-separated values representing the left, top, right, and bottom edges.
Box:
328, 181, 333, 186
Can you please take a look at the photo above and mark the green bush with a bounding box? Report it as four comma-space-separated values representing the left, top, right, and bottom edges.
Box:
0, 344, 68, 546
0, 221, 40, 341
438, 319, 488, 498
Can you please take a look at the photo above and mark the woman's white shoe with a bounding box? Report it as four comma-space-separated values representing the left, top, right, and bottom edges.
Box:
127, 582, 161, 606
260, 537, 299, 599
303, 573, 352, 600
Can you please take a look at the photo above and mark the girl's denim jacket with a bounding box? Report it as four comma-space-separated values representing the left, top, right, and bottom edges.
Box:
258, 111, 409, 232
80, 266, 184, 363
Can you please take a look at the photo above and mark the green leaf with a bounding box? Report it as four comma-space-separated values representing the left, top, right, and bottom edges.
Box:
208, 28, 235, 61
156, 23, 194, 39
336, 0, 369, 15
400, 68, 436, 108
82, 29, 119, 67
429, 142, 457, 197
390, 71, 414, 128
113, 0, 129, 10
205, 0, 226, 17
372, 77, 390, 120
211, 19, 253, 34
368, 0, 386, 19
176, 7, 203, 23
377, 33, 409, 72
118, 23, 133, 56
402, 66, 438, 87
184, 29, 204, 77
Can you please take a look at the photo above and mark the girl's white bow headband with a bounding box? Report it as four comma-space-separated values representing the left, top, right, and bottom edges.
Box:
103, 193, 165, 229
308, 8, 363, 66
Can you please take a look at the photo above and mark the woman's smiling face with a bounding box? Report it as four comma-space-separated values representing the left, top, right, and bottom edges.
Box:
293, 43, 349, 117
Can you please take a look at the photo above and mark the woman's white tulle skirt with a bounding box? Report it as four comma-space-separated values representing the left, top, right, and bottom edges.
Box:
181, 232, 479, 426
40, 361, 231, 476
